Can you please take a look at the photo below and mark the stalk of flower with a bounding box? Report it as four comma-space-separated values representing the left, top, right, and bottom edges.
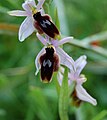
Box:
35, 33, 74, 83
58, 55, 97, 106
8, 0, 60, 42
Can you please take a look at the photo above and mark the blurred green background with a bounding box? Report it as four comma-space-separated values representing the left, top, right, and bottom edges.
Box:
0, 0, 107, 120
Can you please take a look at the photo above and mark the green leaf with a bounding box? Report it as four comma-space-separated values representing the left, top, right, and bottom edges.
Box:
68, 38, 107, 58
27, 86, 55, 120
92, 110, 107, 120
0, 6, 9, 13
53, 72, 60, 95
54, 8, 60, 31
82, 31, 107, 44
6, 0, 20, 8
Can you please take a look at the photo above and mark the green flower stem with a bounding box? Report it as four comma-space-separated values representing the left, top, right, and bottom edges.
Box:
59, 67, 69, 120
92, 110, 107, 120
53, 72, 60, 95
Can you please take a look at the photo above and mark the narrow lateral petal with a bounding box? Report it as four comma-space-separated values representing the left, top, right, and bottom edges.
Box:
56, 47, 74, 71
35, 47, 45, 75
76, 85, 97, 106
36, 0, 45, 10
36, 33, 48, 45
19, 17, 35, 42
75, 55, 87, 76
58, 37, 73, 46
8, 10, 28, 16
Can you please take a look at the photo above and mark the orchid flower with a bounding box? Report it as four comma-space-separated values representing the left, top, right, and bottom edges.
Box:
58, 55, 97, 106
35, 33, 74, 76
8, 0, 45, 42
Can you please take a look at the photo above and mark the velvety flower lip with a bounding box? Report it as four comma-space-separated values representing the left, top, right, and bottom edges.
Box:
58, 56, 97, 106
35, 33, 74, 75
8, 0, 45, 42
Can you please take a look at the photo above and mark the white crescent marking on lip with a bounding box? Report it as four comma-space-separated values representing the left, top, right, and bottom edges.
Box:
40, 20, 51, 28
43, 59, 52, 67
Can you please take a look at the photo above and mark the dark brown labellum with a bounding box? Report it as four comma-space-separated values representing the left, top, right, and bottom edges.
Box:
71, 90, 82, 107
33, 12, 60, 39
39, 46, 59, 83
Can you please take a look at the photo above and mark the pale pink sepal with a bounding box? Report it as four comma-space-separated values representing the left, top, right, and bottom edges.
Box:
75, 55, 87, 76
76, 84, 97, 106
56, 47, 74, 71
35, 47, 45, 75
22, 0, 36, 12
19, 17, 35, 42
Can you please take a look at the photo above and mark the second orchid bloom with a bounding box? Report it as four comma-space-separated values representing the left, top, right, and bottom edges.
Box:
35, 33, 73, 82
58, 56, 97, 106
